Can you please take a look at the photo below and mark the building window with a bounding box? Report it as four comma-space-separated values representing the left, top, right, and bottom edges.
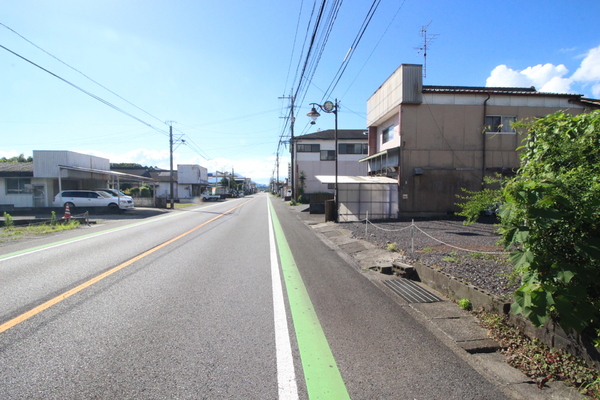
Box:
327, 183, 335, 190
485, 116, 517, 134
339, 143, 368, 154
320, 150, 335, 161
297, 144, 320, 152
6, 178, 32, 194
383, 124, 395, 143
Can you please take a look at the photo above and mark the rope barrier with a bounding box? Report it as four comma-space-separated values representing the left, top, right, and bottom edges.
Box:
362, 215, 509, 255
411, 225, 508, 255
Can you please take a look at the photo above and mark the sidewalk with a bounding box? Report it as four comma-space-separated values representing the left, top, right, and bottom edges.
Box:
285, 201, 583, 400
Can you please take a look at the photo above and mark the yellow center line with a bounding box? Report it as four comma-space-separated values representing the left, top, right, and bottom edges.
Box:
0, 199, 253, 334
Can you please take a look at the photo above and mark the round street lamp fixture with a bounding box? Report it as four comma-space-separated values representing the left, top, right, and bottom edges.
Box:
306, 106, 321, 124
306, 100, 339, 222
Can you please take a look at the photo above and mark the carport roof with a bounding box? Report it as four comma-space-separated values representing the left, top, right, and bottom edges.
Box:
58, 165, 155, 181
316, 175, 397, 184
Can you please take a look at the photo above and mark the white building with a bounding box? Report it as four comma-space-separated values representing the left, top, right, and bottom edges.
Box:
0, 150, 153, 209
292, 129, 368, 199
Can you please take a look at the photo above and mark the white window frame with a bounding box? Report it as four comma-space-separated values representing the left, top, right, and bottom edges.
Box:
485, 116, 517, 134
382, 124, 395, 143
5, 178, 32, 194
338, 143, 368, 155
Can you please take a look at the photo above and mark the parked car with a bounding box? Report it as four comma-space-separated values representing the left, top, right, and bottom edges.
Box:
93, 188, 134, 204
52, 190, 134, 212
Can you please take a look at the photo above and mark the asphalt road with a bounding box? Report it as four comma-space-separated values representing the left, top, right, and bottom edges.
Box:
0, 194, 510, 399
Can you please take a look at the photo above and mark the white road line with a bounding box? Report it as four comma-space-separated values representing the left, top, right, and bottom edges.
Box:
268, 198, 299, 399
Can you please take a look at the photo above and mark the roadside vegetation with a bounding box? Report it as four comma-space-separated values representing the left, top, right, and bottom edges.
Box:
457, 110, 600, 396
457, 110, 600, 343
476, 310, 600, 398
1, 211, 80, 241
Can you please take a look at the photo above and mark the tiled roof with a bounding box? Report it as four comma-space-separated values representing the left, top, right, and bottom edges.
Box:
149, 171, 177, 182
295, 129, 368, 141
423, 85, 583, 97
0, 162, 33, 177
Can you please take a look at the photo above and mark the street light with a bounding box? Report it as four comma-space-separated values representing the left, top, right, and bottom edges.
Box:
307, 99, 339, 222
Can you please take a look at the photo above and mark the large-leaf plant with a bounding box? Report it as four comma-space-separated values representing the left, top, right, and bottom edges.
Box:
501, 110, 600, 335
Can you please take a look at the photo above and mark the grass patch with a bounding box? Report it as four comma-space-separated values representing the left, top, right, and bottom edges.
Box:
442, 251, 458, 263
174, 202, 198, 209
1, 220, 80, 239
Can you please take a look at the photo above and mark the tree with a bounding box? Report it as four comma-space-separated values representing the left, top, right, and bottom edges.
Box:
500, 111, 600, 334
455, 175, 504, 224
0, 154, 32, 162
110, 163, 143, 168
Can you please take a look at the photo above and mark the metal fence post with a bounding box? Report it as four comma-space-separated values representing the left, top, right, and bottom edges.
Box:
411, 219, 415, 255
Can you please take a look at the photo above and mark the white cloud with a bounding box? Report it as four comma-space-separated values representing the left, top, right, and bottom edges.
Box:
521, 63, 570, 88
486, 65, 531, 87
486, 63, 573, 93
83, 148, 171, 168
571, 45, 600, 97
572, 46, 600, 81
539, 76, 573, 94
486, 45, 600, 98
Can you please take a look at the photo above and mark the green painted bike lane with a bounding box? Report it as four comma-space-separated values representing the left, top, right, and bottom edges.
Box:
269, 199, 351, 400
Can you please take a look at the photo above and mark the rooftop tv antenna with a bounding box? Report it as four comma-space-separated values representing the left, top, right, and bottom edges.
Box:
415, 21, 438, 78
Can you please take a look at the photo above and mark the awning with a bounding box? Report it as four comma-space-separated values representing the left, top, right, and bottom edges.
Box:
315, 175, 397, 184
358, 146, 400, 162
58, 165, 155, 182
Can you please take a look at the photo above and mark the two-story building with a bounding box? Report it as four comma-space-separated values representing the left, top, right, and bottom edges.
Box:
292, 129, 368, 200
363, 64, 600, 216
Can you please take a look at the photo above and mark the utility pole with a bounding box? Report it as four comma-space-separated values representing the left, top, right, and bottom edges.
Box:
290, 95, 295, 199
168, 122, 174, 209
279, 94, 295, 198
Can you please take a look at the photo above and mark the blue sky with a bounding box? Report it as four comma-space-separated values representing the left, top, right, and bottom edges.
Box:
2, 0, 599, 185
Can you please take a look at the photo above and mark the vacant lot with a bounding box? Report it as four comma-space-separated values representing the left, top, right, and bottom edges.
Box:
346, 217, 518, 299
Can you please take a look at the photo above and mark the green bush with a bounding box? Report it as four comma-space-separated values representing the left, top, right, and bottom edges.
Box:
3, 212, 13, 229
501, 111, 600, 335
139, 185, 152, 197
458, 298, 472, 311
129, 187, 140, 197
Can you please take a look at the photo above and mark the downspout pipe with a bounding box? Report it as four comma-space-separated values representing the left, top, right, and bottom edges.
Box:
482, 93, 491, 185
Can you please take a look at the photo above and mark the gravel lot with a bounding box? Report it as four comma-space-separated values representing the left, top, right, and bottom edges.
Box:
345, 217, 519, 299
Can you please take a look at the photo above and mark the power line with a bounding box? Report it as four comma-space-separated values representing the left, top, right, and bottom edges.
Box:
0, 43, 169, 137
0, 22, 167, 126
322, 0, 383, 101
340, 0, 407, 99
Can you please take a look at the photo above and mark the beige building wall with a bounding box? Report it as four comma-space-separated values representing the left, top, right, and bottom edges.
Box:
366, 64, 599, 216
